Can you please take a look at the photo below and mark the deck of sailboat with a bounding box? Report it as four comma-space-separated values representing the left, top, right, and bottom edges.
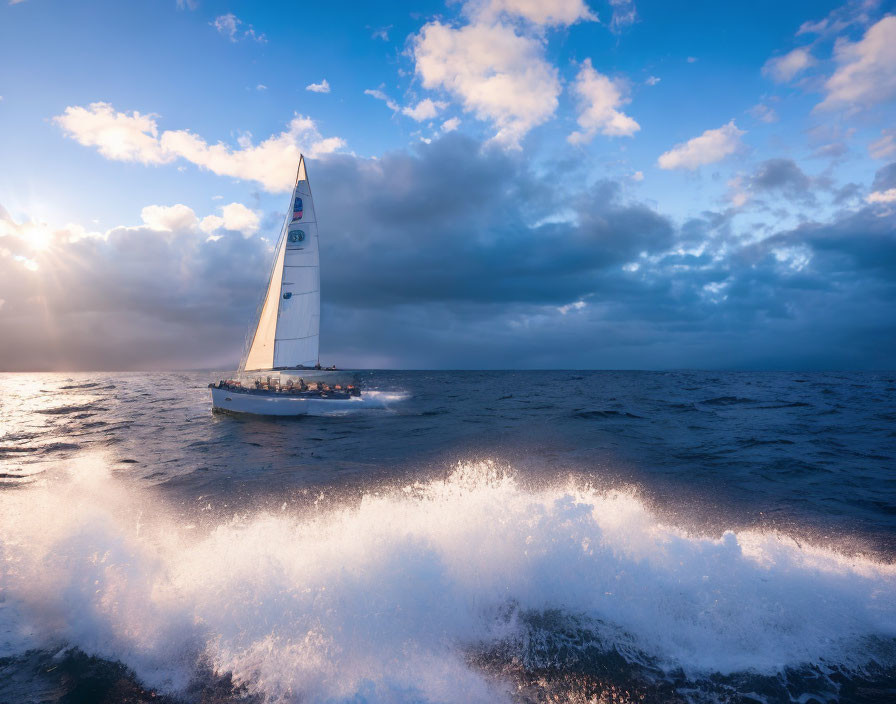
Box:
209, 381, 358, 400
209, 384, 363, 416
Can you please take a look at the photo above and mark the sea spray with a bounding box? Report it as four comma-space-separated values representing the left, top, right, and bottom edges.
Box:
1, 454, 894, 702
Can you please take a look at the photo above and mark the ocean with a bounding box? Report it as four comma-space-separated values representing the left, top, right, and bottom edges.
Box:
0, 370, 894, 703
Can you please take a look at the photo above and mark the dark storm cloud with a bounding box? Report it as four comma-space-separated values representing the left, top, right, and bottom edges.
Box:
751, 159, 811, 193
872, 161, 896, 191
747, 158, 815, 204
831, 182, 862, 206
310, 137, 895, 368
772, 208, 896, 274
312, 137, 673, 308
1, 135, 895, 370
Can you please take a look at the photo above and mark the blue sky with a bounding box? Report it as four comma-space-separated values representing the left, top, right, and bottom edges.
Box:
1, 0, 895, 370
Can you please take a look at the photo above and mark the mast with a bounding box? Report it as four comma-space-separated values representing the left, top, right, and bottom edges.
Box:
240, 155, 321, 371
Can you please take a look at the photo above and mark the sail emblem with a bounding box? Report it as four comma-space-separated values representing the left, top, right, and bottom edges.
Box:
288, 229, 305, 243
292, 197, 303, 221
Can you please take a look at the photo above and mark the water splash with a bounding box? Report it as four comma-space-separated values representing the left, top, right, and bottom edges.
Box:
1, 455, 894, 702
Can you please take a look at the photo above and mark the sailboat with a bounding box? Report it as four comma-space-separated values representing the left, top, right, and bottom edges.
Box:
209, 155, 361, 415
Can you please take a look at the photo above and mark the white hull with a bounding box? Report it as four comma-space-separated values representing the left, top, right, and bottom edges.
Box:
210, 386, 363, 416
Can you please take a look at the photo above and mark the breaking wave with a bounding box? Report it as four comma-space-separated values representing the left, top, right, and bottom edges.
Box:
1, 455, 894, 702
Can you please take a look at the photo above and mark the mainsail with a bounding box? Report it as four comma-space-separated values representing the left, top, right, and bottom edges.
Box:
241, 155, 320, 371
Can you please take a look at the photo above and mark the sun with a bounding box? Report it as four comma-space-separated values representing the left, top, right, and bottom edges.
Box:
22, 222, 54, 251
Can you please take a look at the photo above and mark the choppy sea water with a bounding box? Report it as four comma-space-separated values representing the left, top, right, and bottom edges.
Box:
0, 370, 894, 704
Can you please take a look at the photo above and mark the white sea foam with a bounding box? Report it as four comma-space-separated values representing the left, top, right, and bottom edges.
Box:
0, 455, 893, 702
348, 388, 409, 408
302, 389, 409, 415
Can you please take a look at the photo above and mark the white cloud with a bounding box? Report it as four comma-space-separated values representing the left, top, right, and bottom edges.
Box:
726, 175, 750, 208
686, 56, 698, 63
749, 102, 779, 123
632, 170, 644, 181
306, 79, 331, 94
212, 13, 239, 41
54, 102, 345, 193
701, 280, 729, 303
256, 84, 267, 91
212, 13, 266, 43
608, 0, 637, 31
796, 1, 878, 39
54, 103, 171, 164
219, 202, 260, 237
869, 129, 896, 160
817, 16, 896, 111
13, 255, 38, 271
200, 202, 261, 237
645, 75, 660, 86
139, 202, 259, 237
797, 18, 829, 36
243, 28, 265, 43
762, 47, 815, 82
867, 188, 896, 204
441, 117, 461, 132
567, 59, 639, 144
465, 0, 596, 27
557, 300, 586, 314
201, 218, 228, 237
771, 245, 811, 272
141, 204, 199, 232
407, 0, 598, 147
657, 120, 745, 170
402, 98, 448, 121
159, 120, 343, 192
364, 88, 400, 112
412, 20, 561, 147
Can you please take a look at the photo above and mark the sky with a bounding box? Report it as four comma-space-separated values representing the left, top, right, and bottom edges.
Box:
1, 0, 895, 371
